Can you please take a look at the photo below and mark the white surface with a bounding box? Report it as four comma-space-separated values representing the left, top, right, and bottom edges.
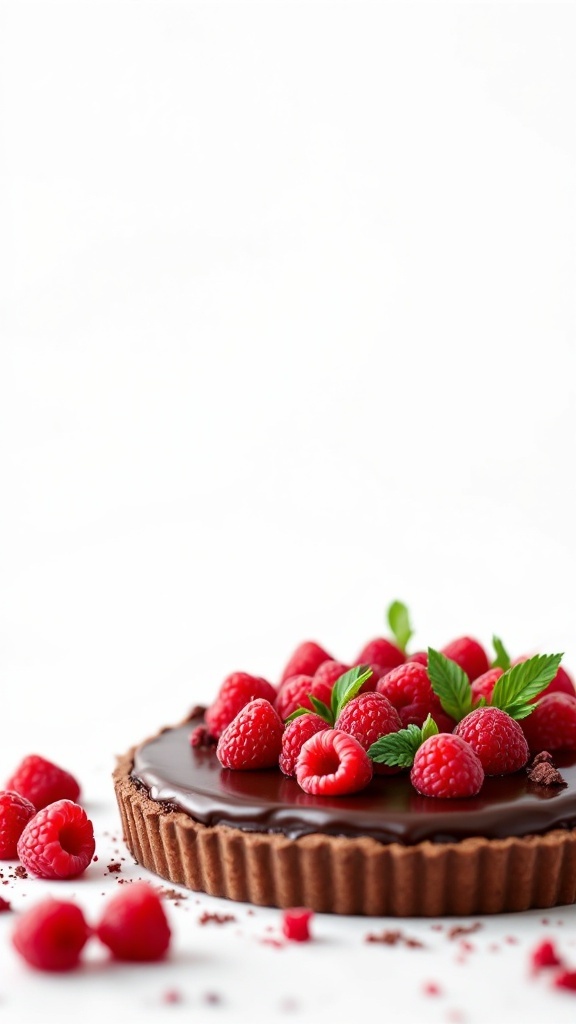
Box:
1, 1, 576, 1020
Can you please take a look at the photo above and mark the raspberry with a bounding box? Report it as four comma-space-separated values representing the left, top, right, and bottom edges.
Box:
530, 938, 563, 972
0, 791, 36, 859
470, 667, 503, 703
5, 755, 80, 811
410, 734, 484, 798
335, 692, 402, 773
17, 800, 95, 879
282, 908, 313, 942
216, 698, 284, 769
312, 661, 350, 704
376, 663, 455, 730
406, 651, 428, 666
355, 638, 405, 671
440, 637, 489, 681
275, 675, 315, 721
454, 707, 529, 775
521, 693, 576, 753
280, 641, 332, 685
554, 970, 576, 991
205, 672, 277, 739
279, 714, 329, 777
12, 899, 90, 971
96, 882, 171, 961
296, 729, 373, 796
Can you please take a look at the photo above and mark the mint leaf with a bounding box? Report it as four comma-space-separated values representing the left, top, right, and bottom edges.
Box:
492, 635, 511, 671
421, 713, 439, 742
309, 696, 333, 724
490, 653, 563, 720
284, 706, 311, 724
387, 600, 413, 653
427, 648, 473, 722
368, 718, 438, 768
331, 665, 373, 722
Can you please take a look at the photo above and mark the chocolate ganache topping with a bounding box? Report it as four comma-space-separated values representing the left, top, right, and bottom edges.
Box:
132, 714, 576, 845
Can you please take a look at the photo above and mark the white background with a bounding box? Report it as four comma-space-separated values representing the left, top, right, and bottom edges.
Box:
1, 2, 576, 1021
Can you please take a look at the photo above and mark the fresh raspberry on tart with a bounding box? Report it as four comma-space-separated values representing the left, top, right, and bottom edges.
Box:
216, 698, 284, 770
205, 672, 277, 739
454, 706, 529, 775
296, 729, 373, 796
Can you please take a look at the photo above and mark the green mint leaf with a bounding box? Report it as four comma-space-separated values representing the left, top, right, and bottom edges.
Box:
421, 714, 439, 742
490, 653, 563, 720
492, 635, 511, 671
331, 665, 373, 722
309, 696, 333, 724
284, 707, 310, 724
427, 648, 473, 722
387, 600, 413, 653
368, 723, 424, 768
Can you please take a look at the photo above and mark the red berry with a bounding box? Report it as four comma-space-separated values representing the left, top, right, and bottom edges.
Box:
205, 672, 277, 739
5, 755, 80, 811
17, 800, 95, 879
335, 692, 402, 773
470, 667, 503, 703
216, 699, 284, 770
280, 642, 332, 685
355, 638, 405, 671
530, 938, 563, 973
0, 791, 36, 859
554, 970, 576, 991
282, 907, 313, 942
454, 707, 529, 775
410, 734, 484, 798
376, 663, 455, 731
296, 729, 373, 796
521, 693, 576, 753
12, 899, 90, 972
440, 637, 489, 681
279, 714, 329, 777
275, 675, 315, 721
96, 882, 171, 962
406, 651, 428, 666
312, 661, 351, 704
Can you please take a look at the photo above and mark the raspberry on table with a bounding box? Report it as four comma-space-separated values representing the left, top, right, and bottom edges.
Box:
205, 672, 277, 739
355, 638, 405, 672
335, 692, 402, 773
521, 693, 576, 753
440, 637, 489, 682
0, 791, 36, 859
17, 800, 95, 880
12, 898, 90, 971
5, 755, 80, 810
282, 907, 313, 942
530, 938, 563, 972
280, 641, 332, 685
216, 698, 284, 770
96, 882, 171, 961
275, 675, 315, 721
279, 714, 329, 777
410, 733, 484, 798
454, 706, 528, 775
296, 729, 373, 796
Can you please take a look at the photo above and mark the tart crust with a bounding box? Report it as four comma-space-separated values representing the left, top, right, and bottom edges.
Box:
113, 743, 576, 917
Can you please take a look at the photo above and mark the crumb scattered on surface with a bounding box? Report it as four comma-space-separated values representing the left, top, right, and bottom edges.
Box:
422, 981, 442, 996
447, 923, 482, 940
198, 911, 236, 926
0, 897, 12, 913
365, 929, 424, 948
106, 862, 122, 874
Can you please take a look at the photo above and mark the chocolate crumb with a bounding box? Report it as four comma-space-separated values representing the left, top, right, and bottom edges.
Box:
203, 992, 223, 1005
159, 887, 186, 901
447, 923, 482, 940
106, 862, 122, 874
532, 751, 554, 765
198, 911, 236, 926
365, 929, 424, 948
14, 866, 27, 879
527, 762, 566, 787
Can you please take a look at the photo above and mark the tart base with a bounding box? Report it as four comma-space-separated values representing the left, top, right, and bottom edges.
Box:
113, 746, 576, 917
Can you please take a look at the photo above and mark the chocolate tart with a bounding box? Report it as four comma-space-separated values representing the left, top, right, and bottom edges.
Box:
113, 710, 576, 916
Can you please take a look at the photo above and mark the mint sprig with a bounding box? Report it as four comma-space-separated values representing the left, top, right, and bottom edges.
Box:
427, 648, 473, 722
492, 635, 511, 671
490, 653, 563, 720
284, 665, 373, 726
387, 600, 413, 653
368, 714, 438, 768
